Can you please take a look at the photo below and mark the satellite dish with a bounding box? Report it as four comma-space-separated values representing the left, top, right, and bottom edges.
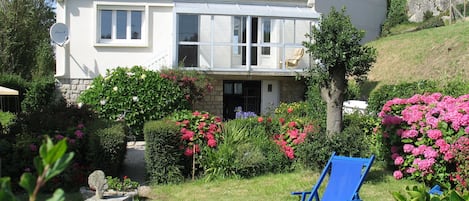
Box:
50, 22, 69, 47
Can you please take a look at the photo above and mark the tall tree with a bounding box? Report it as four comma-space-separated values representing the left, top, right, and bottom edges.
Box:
0, 0, 55, 80
303, 7, 376, 134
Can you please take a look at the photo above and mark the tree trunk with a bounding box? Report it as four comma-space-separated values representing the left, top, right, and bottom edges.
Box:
320, 66, 346, 135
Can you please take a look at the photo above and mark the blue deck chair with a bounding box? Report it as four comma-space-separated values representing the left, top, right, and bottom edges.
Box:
291, 152, 375, 201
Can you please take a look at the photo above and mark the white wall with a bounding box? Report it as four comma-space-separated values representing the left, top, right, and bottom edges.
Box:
261, 80, 280, 114
55, 0, 174, 79
315, 0, 387, 43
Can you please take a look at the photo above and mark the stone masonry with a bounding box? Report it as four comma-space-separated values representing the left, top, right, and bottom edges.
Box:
57, 78, 93, 103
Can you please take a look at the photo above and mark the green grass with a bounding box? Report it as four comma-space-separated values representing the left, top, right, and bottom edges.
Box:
366, 21, 469, 93
150, 165, 419, 201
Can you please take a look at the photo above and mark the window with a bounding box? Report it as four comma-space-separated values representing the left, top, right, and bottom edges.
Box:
96, 5, 145, 45
262, 18, 271, 55
178, 14, 199, 67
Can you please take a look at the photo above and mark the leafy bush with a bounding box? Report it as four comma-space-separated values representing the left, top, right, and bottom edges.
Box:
21, 75, 59, 113
392, 185, 469, 201
79, 66, 190, 138
0, 111, 15, 134
377, 93, 469, 191
86, 119, 127, 177
106, 176, 139, 192
416, 16, 445, 30
201, 118, 291, 180
296, 118, 371, 170
144, 120, 184, 184
368, 80, 438, 115
305, 82, 327, 130
382, 0, 409, 36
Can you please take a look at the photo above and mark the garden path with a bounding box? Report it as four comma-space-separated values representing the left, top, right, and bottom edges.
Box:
120, 141, 146, 185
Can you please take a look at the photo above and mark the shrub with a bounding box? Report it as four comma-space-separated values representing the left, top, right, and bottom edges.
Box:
0, 111, 15, 134
86, 119, 127, 177
382, 0, 409, 36
79, 66, 190, 138
144, 120, 184, 184
376, 93, 469, 191
416, 16, 445, 30
368, 80, 439, 115
21, 75, 59, 113
305, 82, 327, 130
201, 118, 291, 180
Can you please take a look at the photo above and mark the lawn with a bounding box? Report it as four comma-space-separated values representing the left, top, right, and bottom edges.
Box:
150, 165, 419, 201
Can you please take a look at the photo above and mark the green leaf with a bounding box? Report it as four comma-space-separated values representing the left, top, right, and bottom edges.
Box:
392, 192, 407, 201
44, 152, 74, 182
0, 177, 17, 201
43, 139, 68, 166
33, 157, 44, 175
19, 172, 35, 196
45, 188, 65, 201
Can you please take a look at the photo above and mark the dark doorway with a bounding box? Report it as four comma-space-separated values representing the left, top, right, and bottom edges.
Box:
242, 17, 258, 66
223, 80, 261, 120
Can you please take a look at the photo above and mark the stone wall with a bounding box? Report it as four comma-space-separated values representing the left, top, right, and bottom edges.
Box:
407, 0, 465, 22
193, 79, 224, 117
56, 78, 93, 103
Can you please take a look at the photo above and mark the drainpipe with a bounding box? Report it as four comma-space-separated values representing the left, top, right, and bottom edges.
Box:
246, 16, 252, 71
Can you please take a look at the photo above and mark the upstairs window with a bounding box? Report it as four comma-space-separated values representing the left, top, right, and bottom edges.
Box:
96, 5, 146, 46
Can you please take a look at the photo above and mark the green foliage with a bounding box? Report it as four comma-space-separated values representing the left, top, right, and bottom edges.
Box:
304, 7, 376, 85
79, 66, 189, 138
86, 120, 127, 176
159, 69, 214, 108
416, 16, 445, 31
144, 120, 184, 184
368, 78, 469, 115
21, 75, 58, 113
0, 0, 55, 80
0, 137, 74, 201
305, 82, 327, 130
295, 119, 371, 170
382, 0, 409, 36
32, 39, 55, 79
303, 7, 376, 133
0, 112, 15, 134
106, 176, 139, 192
368, 80, 439, 115
201, 118, 291, 180
392, 185, 469, 201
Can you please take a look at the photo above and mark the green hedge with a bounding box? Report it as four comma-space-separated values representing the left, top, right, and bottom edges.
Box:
86, 119, 127, 176
144, 120, 184, 184
368, 78, 469, 115
21, 76, 58, 113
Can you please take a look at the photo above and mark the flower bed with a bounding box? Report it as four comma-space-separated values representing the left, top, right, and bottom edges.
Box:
377, 93, 469, 191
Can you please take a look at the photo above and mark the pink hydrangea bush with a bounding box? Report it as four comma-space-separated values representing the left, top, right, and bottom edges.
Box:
377, 93, 469, 191
174, 111, 222, 157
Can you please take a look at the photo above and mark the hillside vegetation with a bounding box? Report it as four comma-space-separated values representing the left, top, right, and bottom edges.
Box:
366, 21, 469, 87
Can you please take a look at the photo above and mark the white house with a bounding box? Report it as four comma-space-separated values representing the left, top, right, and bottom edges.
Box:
54, 0, 320, 119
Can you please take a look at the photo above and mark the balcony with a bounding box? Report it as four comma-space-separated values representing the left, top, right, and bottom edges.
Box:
173, 3, 319, 76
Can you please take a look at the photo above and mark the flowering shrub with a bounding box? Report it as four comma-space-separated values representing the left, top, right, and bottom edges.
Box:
106, 175, 139, 192
377, 93, 469, 191
172, 110, 222, 157
160, 69, 213, 108
269, 103, 316, 159
79, 66, 189, 138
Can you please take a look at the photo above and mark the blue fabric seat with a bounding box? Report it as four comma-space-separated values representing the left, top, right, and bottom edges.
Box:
291, 152, 375, 201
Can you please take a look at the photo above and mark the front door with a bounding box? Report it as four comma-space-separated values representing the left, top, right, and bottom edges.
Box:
223, 80, 261, 120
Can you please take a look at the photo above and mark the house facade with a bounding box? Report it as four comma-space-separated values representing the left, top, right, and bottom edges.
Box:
54, 0, 320, 119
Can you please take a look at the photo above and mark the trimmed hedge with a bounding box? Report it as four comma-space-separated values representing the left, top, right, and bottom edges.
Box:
144, 120, 184, 184
86, 119, 127, 176
21, 76, 58, 113
368, 79, 469, 115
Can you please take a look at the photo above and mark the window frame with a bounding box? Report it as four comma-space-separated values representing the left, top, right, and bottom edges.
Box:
94, 3, 149, 47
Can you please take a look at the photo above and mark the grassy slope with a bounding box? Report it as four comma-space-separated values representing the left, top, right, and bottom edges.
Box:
366, 21, 469, 88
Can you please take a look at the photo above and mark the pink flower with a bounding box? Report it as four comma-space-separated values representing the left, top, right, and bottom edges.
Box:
184, 148, 193, 156
401, 129, 419, 138
403, 144, 414, 153
287, 108, 293, 114
74, 130, 84, 139
423, 147, 438, 159
391, 153, 400, 160
393, 170, 403, 180
288, 129, 299, 139
427, 129, 442, 140
288, 121, 297, 128
391, 146, 399, 153
207, 139, 217, 147
77, 123, 85, 129
55, 134, 64, 140
406, 167, 417, 174
192, 111, 201, 116
394, 156, 404, 166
